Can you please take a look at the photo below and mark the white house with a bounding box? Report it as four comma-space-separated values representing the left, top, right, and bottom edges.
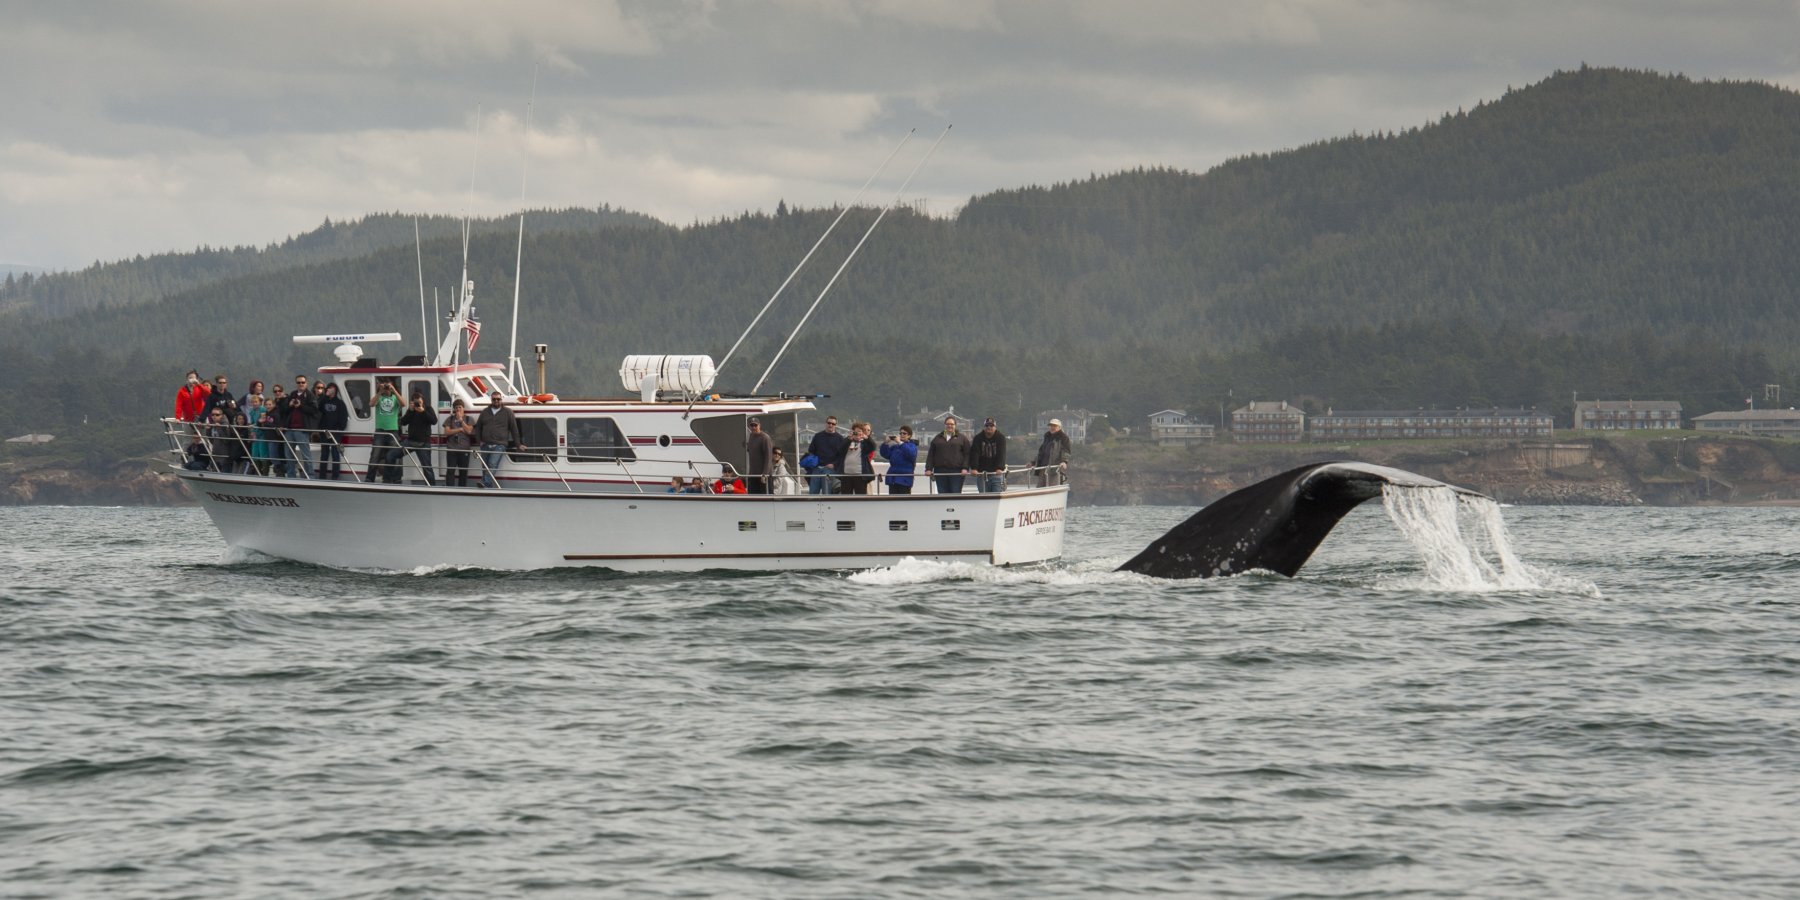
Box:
1148, 409, 1215, 445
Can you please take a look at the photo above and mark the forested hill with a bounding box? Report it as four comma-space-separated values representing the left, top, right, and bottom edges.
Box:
960, 64, 1800, 343
0, 206, 663, 317
7, 66, 1800, 460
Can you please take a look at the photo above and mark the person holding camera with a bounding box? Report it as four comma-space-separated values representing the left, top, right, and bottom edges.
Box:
396, 393, 439, 486
837, 422, 877, 495
442, 399, 476, 487
366, 380, 404, 483
278, 379, 318, 478
879, 426, 919, 494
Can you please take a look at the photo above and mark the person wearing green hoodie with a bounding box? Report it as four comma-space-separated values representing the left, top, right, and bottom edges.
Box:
366, 380, 404, 483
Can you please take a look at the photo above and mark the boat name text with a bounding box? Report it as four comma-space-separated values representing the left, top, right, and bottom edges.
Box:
1016, 508, 1063, 526
206, 491, 300, 508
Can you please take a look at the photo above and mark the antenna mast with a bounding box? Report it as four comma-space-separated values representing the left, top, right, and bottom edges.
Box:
507, 67, 539, 393
715, 130, 915, 375
754, 125, 951, 394
414, 219, 428, 355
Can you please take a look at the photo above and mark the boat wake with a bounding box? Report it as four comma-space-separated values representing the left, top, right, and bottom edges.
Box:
850, 556, 1157, 587
1377, 485, 1598, 596
218, 546, 281, 566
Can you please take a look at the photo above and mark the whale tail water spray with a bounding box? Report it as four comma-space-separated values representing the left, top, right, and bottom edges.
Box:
1118, 462, 1497, 580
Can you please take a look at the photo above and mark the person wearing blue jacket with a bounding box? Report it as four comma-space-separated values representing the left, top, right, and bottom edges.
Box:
879, 425, 919, 495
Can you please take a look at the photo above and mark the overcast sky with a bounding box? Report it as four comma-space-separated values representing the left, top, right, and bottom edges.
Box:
2, 0, 1796, 269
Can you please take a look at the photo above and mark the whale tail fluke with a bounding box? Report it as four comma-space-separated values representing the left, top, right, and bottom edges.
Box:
1116, 461, 1484, 579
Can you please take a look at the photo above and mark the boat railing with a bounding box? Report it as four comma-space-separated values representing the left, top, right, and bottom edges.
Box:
160, 418, 585, 492
160, 419, 1067, 495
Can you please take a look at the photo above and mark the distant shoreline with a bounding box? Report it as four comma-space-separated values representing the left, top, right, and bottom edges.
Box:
7, 431, 1800, 508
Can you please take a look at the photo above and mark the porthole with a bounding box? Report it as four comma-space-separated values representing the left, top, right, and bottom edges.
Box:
658, 434, 672, 448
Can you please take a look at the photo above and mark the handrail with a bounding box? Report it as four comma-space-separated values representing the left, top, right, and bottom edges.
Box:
160, 418, 1070, 494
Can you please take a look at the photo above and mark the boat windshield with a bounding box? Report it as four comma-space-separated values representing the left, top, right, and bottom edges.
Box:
456, 373, 518, 398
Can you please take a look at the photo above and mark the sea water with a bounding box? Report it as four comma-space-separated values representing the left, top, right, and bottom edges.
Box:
2, 501, 1797, 897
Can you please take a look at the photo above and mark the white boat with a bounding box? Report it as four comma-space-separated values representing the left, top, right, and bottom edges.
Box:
163, 291, 1068, 572
163, 127, 1065, 572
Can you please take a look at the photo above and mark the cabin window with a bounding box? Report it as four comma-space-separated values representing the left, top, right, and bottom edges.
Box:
344, 379, 373, 420
407, 379, 433, 407
510, 419, 559, 462
567, 417, 637, 462
458, 374, 515, 400
691, 414, 749, 474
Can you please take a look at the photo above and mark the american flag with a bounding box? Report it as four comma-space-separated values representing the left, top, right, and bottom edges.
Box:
464, 318, 482, 354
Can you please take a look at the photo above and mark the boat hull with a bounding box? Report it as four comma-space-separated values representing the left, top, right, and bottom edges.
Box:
178, 471, 1067, 572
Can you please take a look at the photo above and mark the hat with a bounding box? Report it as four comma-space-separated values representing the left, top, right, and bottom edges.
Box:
1049, 418, 1062, 427
747, 417, 761, 426
983, 417, 996, 427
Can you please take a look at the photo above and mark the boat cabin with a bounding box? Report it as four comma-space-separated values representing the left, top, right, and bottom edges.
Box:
313, 355, 809, 492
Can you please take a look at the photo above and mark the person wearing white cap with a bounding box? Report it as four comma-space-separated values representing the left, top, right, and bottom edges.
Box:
472, 391, 523, 489
1033, 418, 1072, 487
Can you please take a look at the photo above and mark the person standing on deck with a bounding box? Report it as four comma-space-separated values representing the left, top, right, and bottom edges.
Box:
174, 370, 211, 423
837, 422, 877, 495
925, 415, 971, 494
969, 417, 1008, 493
278, 387, 317, 478
805, 415, 848, 495
744, 418, 775, 494
397, 393, 439, 486
1034, 418, 1073, 486
879, 426, 918, 495
199, 374, 237, 423
473, 391, 522, 489
317, 383, 349, 480
442, 400, 476, 487
770, 447, 797, 495
366, 381, 403, 483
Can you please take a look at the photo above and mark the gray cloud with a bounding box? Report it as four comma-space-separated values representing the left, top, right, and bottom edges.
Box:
2, 0, 1796, 268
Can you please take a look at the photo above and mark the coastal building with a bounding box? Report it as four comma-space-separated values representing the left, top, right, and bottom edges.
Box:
1231, 401, 1305, 443
4, 433, 55, 444
1035, 408, 1093, 444
1573, 400, 1682, 430
1308, 408, 1553, 441
1148, 409, 1216, 445
1690, 408, 1800, 438
903, 406, 959, 437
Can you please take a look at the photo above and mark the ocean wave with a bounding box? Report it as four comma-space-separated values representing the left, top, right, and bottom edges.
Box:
848, 556, 1161, 587
5, 755, 193, 786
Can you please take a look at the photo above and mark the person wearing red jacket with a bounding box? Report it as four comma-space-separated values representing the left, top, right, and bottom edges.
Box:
174, 370, 212, 422
712, 463, 747, 494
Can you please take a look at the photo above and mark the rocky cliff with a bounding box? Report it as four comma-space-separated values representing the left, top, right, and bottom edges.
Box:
0, 459, 188, 506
